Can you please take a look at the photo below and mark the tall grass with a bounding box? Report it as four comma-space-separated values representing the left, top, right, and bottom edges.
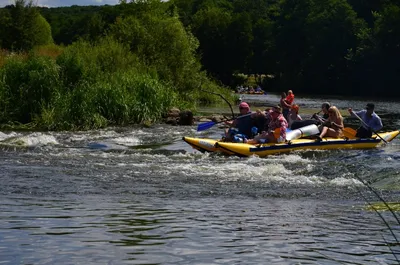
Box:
0, 55, 61, 124
0, 37, 231, 130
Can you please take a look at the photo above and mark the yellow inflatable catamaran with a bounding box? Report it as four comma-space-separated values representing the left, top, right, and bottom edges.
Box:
183, 130, 399, 157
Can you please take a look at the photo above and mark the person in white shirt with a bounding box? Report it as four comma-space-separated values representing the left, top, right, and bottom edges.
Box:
348, 103, 383, 138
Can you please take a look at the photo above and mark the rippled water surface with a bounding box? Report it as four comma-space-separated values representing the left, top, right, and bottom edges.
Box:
1, 94, 399, 264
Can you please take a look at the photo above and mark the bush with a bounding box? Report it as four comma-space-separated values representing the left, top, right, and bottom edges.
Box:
56, 37, 139, 87
0, 55, 61, 123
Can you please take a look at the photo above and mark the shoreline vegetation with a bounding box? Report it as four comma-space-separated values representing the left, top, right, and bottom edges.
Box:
0, 0, 235, 131
1, 0, 400, 130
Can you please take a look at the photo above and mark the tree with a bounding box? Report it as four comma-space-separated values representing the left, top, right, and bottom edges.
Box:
363, 3, 400, 96
109, 2, 201, 92
191, 7, 232, 82
0, 0, 53, 51
0, 8, 12, 49
302, 0, 365, 93
274, 0, 311, 90
31, 12, 53, 46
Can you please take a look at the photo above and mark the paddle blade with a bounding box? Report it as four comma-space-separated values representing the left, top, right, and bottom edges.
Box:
273, 128, 281, 139
197, 121, 216, 131
343, 127, 357, 138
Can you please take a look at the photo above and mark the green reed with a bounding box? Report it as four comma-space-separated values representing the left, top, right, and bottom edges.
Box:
0, 38, 209, 130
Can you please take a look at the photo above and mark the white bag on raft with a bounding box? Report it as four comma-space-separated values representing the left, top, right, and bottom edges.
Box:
286, 124, 319, 141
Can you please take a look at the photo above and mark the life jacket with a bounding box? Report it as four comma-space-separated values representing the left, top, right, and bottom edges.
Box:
285, 94, 294, 105
228, 127, 258, 142
235, 114, 253, 138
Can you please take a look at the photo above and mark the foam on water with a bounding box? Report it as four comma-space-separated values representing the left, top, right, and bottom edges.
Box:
0, 131, 20, 141
67, 129, 126, 142
4, 132, 59, 147
112, 135, 141, 146
330, 177, 363, 187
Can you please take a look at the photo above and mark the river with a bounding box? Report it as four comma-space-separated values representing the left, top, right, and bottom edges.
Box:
0, 94, 399, 264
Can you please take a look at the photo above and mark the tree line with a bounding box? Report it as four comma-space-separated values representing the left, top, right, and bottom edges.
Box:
35, 0, 400, 97
176, 0, 400, 97
0, 0, 399, 129
2, 0, 400, 96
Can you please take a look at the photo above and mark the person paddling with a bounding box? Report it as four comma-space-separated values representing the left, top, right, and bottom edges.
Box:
348, 103, 383, 138
224, 102, 254, 141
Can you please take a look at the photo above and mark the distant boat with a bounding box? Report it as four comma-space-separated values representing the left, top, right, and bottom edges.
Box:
236, 90, 266, 95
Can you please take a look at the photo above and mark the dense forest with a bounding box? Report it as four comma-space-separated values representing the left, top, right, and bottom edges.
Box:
34, 0, 400, 97
0, 0, 399, 130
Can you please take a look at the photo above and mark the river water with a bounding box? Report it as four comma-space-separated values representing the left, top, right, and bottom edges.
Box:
0, 94, 399, 264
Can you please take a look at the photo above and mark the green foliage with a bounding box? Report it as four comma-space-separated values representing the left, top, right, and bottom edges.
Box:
303, 0, 365, 93
0, 1, 243, 130
374, 4, 400, 54
31, 13, 53, 46
232, 73, 249, 88
251, 18, 276, 74
0, 9, 12, 49
0, 0, 53, 51
0, 39, 194, 130
46, 70, 180, 130
56, 37, 139, 85
347, 0, 386, 26
0, 55, 61, 123
108, 5, 201, 92
39, 5, 116, 45
4, 0, 400, 98
191, 7, 232, 81
123, 73, 178, 123
5, 0, 400, 130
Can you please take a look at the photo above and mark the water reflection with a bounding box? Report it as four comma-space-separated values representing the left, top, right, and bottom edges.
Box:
1, 191, 399, 264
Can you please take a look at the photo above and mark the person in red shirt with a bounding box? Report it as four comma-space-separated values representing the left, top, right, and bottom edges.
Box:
285, 90, 295, 105
247, 105, 288, 144
282, 90, 294, 120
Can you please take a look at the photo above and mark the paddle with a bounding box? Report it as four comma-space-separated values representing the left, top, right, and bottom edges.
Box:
343, 127, 357, 139
197, 112, 253, 132
310, 110, 322, 119
352, 112, 387, 143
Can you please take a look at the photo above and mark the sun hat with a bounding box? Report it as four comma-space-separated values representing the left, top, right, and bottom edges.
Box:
239, 102, 250, 110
